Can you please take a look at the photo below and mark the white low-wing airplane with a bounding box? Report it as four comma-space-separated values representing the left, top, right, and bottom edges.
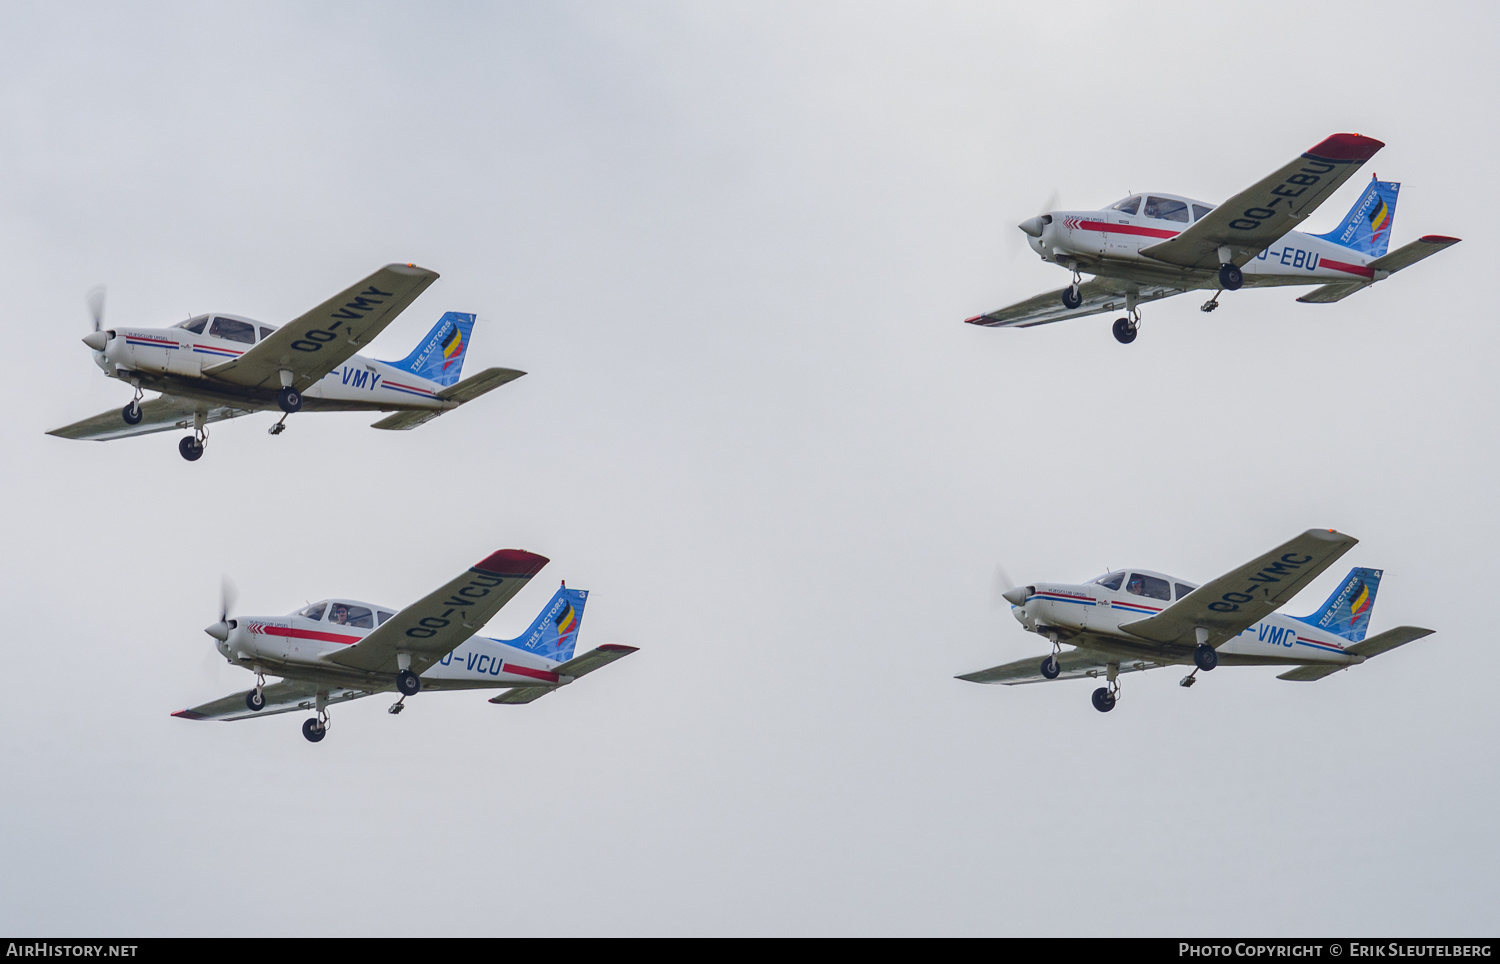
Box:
966, 134, 1460, 343
49, 263, 525, 460
958, 529, 1432, 713
174, 549, 638, 742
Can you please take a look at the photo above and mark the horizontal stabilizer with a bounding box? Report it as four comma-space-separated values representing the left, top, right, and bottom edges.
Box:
1296, 236, 1459, 304
371, 367, 526, 430
1277, 625, 1433, 681
488, 644, 638, 704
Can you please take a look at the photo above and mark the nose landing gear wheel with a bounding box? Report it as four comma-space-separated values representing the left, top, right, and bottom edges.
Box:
121, 402, 143, 425
1061, 284, 1083, 310
277, 387, 303, 414
178, 436, 205, 461
245, 688, 266, 712
302, 718, 326, 743
1091, 687, 1117, 713
396, 670, 421, 697
1040, 654, 1061, 679
1193, 644, 1218, 671
1112, 317, 1138, 344
1218, 263, 1243, 290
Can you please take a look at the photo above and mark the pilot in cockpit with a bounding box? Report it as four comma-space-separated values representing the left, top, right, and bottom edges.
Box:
1127, 574, 1146, 595
329, 604, 350, 625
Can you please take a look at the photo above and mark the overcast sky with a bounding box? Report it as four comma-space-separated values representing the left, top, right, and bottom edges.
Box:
1, 1, 1495, 936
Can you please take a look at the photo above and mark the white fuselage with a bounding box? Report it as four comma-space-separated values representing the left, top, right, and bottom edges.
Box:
1030, 195, 1380, 290
95, 314, 451, 412
216, 599, 563, 691
1014, 570, 1360, 668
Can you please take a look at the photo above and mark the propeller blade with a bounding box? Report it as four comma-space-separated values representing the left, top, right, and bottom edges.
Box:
219, 575, 237, 624
992, 564, 1015, 607
85, 285, 106, 333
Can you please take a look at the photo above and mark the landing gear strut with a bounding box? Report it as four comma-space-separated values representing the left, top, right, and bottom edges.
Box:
178, 411, 208, 461
121, 383, 144, 425
245, 674, 266, 712
303, 692, 331, 743
1091, 663, 1120, 713
1060, 266, 1084, 310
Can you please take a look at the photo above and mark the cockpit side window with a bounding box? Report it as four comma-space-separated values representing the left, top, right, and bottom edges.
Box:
209, 317, 256, 344
1174, 583, 1196, 600
377, 610, 394, 625
1094, 572, 1125, 591
1192, 204, 1215, 221
296, 602, 326, 621
259, 325, 277, 341
1143, 196, 1189, 223
1110, 196, 1141, 216
327, 603, 373, 629
1126, 573, 1171, 601
176, 316, 208, 334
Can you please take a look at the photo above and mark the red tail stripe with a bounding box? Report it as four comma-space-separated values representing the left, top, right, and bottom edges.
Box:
503, 662, 560, 682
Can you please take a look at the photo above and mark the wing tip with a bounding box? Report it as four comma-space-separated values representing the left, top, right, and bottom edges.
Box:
596, 644, 639, 654
473, 549, 550, 577
1306, 132, 1385, 162
171, 709, 208, 720
1419, 234, 1461, 244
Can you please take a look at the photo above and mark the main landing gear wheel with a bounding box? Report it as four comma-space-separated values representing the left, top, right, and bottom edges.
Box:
178, 436, 204, 461
1218, 263, 1243, 291
1040, 654, 1061, 679
121, 401, 143, 425
302, 718, 326, 743
396, 670, 421, 697
1061, 284, 1083, 310
1112, 317, 1138, 344
1193, 644, 1219, 671
245, 688, 266, 712
276, 386, 303, 414
1091, 687, 1117, 713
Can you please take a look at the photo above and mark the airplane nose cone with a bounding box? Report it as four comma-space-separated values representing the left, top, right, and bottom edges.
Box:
1002, 585, 1033, 607
1018, 216, 1049, 238
82, 330, 110, 351
205, 619, 233, 641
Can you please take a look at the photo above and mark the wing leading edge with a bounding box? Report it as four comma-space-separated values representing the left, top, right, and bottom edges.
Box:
965, 279, 1187, 329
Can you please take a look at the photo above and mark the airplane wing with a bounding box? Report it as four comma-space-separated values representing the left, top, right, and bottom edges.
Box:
487, 644, 640, 704
1276, 626, 1434, 680
171, 681, 378, 721
965, 279, 1187, 329
327, 549, 550, 674
47, 396, 256, 441
1139, 133, 1385, 269
201, 263, 439, 392
1296, 235, 1461, 303
370, 366, 527, 430
956, 649, 1163, 686
1117, 529, 1358, 650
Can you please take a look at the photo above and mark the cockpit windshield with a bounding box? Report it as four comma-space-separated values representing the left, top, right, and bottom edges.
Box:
175, 316, 209, 334
295, 602, 327, 621
1109, 196, 1141, 216
1092, 572, 1125, 591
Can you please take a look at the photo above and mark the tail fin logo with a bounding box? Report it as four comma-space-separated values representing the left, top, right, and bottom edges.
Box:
440, 325, 465, 371
554, 601, 577, 639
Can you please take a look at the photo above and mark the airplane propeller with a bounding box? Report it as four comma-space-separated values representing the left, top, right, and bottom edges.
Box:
1006, 189, 1059, 259
993, 564, 1031, 608
81, 285, 111, 351
205, 576, 238, 641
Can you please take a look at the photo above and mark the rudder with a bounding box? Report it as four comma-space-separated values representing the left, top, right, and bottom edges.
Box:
1294, 567, 1382, 641
382, 311, 475, 387
497, 583, 588, 662
1313, 176, 1400, 257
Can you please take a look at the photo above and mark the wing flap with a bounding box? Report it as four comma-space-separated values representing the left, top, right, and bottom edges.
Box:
965, 279, 1186, 329
328, 549, 549, 673
203, 264, 439, 392
1118, 529, 1358, 649
171, 681, 377, 721
48, 396, 256, 441
1139, 134, 1384, 269
370, 367, 526, 431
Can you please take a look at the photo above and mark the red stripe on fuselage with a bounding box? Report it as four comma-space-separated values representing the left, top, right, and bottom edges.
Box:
1075, 220, 1180, 240
256, 624, 363, 645
1320, 258, 1375, 278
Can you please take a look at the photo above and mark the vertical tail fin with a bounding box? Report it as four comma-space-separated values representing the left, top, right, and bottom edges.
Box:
1294, 567, 1383, 642
497, 583, 588, 662
381, 311, 475, 387
1313, 176, 1400, 257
